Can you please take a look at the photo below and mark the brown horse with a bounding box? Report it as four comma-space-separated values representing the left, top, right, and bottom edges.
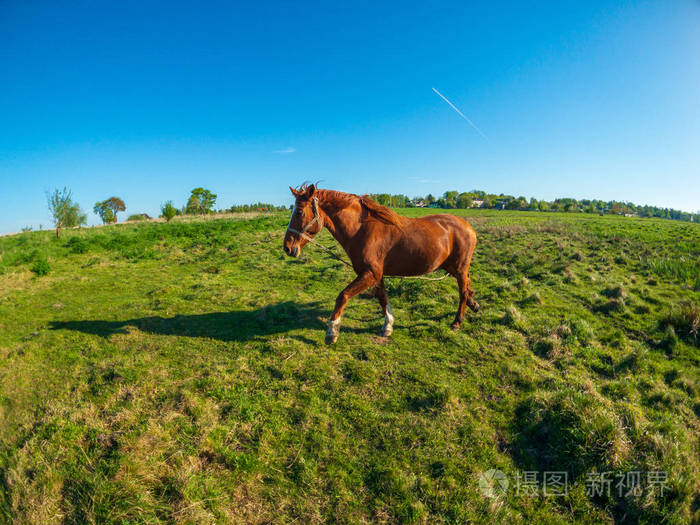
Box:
283, 184, 479, 344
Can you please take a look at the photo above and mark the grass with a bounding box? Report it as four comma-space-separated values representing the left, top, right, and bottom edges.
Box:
0, 209, 698, 523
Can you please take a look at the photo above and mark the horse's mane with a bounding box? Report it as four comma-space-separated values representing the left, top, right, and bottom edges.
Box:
358, 195, 404, 228
307, 186, 403, 229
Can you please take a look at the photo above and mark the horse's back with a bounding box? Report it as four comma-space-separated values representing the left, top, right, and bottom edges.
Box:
411, 213, 476, 243
382, 213, 476, 276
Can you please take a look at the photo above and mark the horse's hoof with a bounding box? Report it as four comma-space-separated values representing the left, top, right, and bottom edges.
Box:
469, 301, 480, 313
325, 333, 338, 345
451, 322, 461, 330
380, 329, 393, 338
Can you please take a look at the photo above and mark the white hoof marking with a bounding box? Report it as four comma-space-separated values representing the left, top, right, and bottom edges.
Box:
382, 304, 394, 337
327, 317, 341, 338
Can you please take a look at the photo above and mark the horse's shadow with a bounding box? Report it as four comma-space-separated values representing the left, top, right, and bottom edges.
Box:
49, 301, 328, 344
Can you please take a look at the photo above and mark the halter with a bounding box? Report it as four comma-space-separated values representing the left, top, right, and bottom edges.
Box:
286, 196, 321, 241
284, 195, 447, 280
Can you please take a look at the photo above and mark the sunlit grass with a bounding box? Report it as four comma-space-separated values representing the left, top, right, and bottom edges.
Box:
0, 210, 698, 523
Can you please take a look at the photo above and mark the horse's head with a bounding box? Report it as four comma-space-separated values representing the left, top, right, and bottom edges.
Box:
283, 184, 323, 257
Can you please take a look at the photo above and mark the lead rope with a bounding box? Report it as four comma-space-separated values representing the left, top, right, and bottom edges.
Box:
287, 200, 449, 282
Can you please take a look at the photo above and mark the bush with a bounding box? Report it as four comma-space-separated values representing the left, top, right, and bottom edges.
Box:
66, 237, 89, 254
127, 213, 151, 221
31, 258, 50, 276
18, 248, 40, 264
160, 201, 177, 222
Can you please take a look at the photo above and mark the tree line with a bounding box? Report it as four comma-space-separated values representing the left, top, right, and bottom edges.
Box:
42, 185, 698, 237
370, 190, 699, 223
44, 187, 288, 237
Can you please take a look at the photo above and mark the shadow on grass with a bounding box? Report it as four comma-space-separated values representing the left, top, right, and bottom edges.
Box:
49, 301, 327, 343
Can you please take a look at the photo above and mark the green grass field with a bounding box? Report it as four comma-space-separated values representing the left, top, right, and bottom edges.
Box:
1, 210, 698, 524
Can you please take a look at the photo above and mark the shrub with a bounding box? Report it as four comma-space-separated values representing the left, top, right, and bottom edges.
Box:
160, 201, 178, 222
127, 213, 151, 221
31, 258, 50, 276
66, 237, 89, 254
18, 248, 40, 264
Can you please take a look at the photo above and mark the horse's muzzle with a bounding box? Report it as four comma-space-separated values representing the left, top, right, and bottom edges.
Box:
283, 245, 300, 257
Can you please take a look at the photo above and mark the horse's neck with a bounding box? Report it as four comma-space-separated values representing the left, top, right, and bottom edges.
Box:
319, 199, 361, 247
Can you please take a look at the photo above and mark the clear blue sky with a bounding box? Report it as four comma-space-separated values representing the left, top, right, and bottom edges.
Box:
1, 0, 699, 233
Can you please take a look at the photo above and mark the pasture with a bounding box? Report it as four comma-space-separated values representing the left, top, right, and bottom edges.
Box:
0, 209, 698, 523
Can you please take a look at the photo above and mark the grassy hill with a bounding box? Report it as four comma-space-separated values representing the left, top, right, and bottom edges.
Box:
0, 210, 698, 524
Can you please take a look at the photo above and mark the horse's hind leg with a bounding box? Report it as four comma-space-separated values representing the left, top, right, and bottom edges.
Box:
451, 269, 480, 330
374, 278, 394, 337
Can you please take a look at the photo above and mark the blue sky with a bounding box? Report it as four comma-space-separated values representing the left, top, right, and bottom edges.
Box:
1, 0, 699, 233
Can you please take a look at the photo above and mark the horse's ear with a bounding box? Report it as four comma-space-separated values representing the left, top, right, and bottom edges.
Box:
289, 186, 299, 197
306, 184, 316, 197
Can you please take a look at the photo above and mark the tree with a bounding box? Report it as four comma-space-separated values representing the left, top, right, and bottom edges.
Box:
456, 193, 473, 209
47, 187, 87, 237
93, 202, 115, 224
443, 190, 459, 208
186, 188, 217, 214
161, 200, 178, 222
372, 193, 391, 206
93, 197, 125, 224
105, 197, 125, 221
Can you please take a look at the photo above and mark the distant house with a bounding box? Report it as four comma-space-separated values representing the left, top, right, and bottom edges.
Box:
471, 199, 484, 208
413, 200, 427, 208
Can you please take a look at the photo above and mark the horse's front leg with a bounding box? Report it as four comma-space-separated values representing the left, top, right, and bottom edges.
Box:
326, 270, 378, 344
374, 278, 394, 337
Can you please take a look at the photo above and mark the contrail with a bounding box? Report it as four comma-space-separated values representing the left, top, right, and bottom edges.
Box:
432, 87, 490, 142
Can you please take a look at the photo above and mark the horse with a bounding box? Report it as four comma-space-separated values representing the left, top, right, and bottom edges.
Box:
283, 184, 480, 344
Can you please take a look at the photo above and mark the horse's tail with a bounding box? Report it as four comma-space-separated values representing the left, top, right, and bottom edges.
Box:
359, 196, 404, 229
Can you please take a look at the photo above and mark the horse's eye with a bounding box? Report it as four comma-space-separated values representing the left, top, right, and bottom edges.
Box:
296, 209, 303, 216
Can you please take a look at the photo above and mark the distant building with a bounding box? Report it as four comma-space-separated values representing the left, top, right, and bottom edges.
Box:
471, 199, 484, 208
